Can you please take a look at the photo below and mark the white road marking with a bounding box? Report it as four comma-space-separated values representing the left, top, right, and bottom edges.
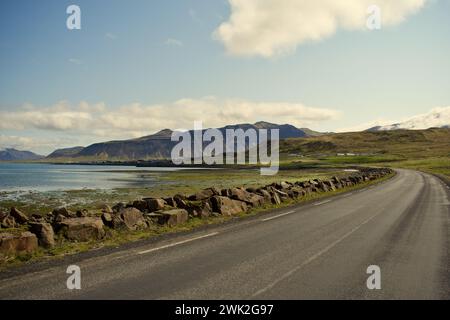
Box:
314, 200, 332, 206
137, 232, 219, 255
251, 212, 381, 298
342, 192, 353, 197
262, 210, 296, 222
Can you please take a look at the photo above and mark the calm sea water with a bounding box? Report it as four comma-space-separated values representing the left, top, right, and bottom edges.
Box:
0, 163, 203, 192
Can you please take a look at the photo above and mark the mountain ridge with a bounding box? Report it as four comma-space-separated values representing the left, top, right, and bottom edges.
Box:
46, 122, 321, 160
0, 148, 44, 161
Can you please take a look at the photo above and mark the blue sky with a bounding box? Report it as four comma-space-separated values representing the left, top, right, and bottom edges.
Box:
0, 0, 449, 154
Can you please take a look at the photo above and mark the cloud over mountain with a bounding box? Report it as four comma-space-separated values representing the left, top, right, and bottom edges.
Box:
0, 98, 339, 152
215, 0, 427, 57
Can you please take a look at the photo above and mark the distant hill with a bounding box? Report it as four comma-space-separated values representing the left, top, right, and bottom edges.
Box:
0, 148, 43, 161
367, 107, 450, 131
281, 127, 450, 158
46, 122, 322, 161
47, 146, 85, 158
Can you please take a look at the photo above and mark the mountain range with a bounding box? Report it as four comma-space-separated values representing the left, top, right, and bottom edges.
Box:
0, 148, 43, 161
3, 109, 449, 161
367, 107, 450, 131
46, 122, 324, 160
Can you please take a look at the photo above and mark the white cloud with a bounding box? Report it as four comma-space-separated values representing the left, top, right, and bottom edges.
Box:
337, 119, 394, 132
165, 38, 183, 47
0, 98, 339, 137
0, 135, 78, 154
215, 0, 428, 57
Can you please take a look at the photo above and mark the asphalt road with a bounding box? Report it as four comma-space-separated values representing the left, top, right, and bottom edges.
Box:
0, 169, 449, 299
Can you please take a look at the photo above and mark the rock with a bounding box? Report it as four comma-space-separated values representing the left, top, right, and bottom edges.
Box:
272, 181, 291, 191
173, 195, 188, 209
221, 188, 232, 197
229, 188, 265, 207
164, 197, 177, 208
264, 188, 282, 205
101, 212, 113, 227
31, 213, 44, 222
54, 214, 66, 224
10, 207, 29, 224
256, 189, 272, 203
118, 208, 146, 230
197, 201, 213, 218
324, 180, 336, 191
29, 222, 55, 248
272, 188, 289, 201
210, 196, 248, 216
144, 198, 166, 212
131, 200, 148, 212
76, 209, 88, 217
98, 203, 113, 214
143, 213, 162, 225
157, 209, 188, 227
290, 187, 306, 198
110, 215, 128, 230
52, 207, 72, 217
271, 192, 282, 205
1, 215, 16, 229
0, 232, 38, 256
58, 217, 105, 242
185, 201, 212, 218
188, 188, 219, 201
318, 182, 329, 192
112, 202, 126, 213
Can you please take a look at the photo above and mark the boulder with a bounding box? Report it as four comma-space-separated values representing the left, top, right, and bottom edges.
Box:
210, 196, 248, 216
157, 209, 188, 227
144, 198, 166, 212
118, 207, 146, 230
0, 232, 38, 256
318, 182, 329, 192
98, 203, 113, 214
164, 197, 177, 208
29, 222, 55, 248
173, 195, 188, 209
188, 188, 219, 201
246, 187, 258, 193
229, 188, 265, 207
264, 188, 282, 205
289, 187, 306, 198
112, 202, 126, 213
52, 207, 72, 217
131, 200, 148, 212
220, 188, 232, 197
30, 213, 44, 222
256, 189, 272, 203
58, 217, 105, 242
76, 209, 88, 217
101, 212, 113, 228
272, 188, 289, 201
271, 192, 282, 205
10, 207, 29, 224
143, 213, 162, 225
185, 201, 212, 218
110, 215, 128, 230
1, 215, 16, 229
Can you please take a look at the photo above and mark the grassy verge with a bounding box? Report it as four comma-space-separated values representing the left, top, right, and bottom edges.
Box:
0, 171, 395, 270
